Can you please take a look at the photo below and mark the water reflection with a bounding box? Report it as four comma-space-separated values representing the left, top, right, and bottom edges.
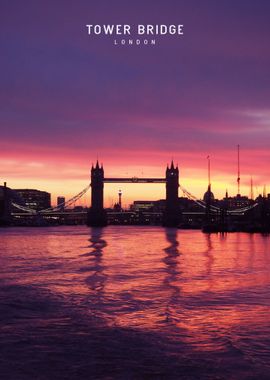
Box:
82, 228, 107, 297
260, 234, 270, 263
1, 227, 270, 378
203, 233, 214, 277
90, 227, 107, 252
163, 228, 181, 323
247, 233, 255, 272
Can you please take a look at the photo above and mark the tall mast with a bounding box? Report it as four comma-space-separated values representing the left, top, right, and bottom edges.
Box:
207, 155, 211, 189
237, 144, 240, 195
250, 177, 254, 200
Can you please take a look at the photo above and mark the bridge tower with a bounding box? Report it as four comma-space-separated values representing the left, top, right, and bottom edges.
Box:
163, 161, 180, 227
87, 161, 107, 227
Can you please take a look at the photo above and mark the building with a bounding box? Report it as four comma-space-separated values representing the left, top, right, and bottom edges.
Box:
57, 196, 65, 211
224, 194, 251, 209
130, 201, 155, 212
0, 183, 12, 225
0, 186, 5, 215
14, 189, 51, 211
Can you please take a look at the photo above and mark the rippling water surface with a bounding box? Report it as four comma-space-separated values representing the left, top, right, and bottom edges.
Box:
0, 226, 270, 379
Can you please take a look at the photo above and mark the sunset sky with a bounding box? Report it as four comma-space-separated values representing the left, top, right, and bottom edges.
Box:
1, 1, 270, 207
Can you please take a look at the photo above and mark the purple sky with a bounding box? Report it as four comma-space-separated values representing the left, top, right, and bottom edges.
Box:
1, 1, 270, 202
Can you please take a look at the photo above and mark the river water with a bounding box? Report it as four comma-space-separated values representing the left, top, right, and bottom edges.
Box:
0, 226, 270, 379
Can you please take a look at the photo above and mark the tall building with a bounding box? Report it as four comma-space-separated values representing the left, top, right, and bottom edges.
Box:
0, 186, 5, 215
57, 196, 65, 210
0, 183, 12, 225
15, 189, 51, 211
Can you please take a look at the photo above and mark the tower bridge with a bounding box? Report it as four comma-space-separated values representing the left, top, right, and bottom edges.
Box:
4, 159, 265, 230
87, 161, 180, 227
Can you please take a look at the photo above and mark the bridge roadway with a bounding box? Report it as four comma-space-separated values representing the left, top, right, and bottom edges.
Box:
104, 177, 166, 183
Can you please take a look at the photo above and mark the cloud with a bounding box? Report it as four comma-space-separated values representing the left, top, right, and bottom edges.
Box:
1, 1, 270, 199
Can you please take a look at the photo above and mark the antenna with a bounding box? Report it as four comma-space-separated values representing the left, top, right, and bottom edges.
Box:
207, 155, 211, 188
237, 144, 240, 195
250, 177, 254, 200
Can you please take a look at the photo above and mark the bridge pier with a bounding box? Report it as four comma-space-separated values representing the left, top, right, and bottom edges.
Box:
87, 162, 107, 227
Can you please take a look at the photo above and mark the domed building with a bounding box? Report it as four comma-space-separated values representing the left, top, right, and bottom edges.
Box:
203, 185, 215, 204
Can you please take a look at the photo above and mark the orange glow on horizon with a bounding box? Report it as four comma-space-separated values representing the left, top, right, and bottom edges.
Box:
3, 172, 258, 208
1, 144, 269, 207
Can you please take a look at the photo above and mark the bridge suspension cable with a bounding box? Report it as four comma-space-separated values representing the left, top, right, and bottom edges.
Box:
227, 203, 258, 214
180, 184, 258, 214
11, 184, 91, 215
11, 202, 37, 214
41, 184, 91, 213
180, 185, 219, 213
11, 181, 259, 216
